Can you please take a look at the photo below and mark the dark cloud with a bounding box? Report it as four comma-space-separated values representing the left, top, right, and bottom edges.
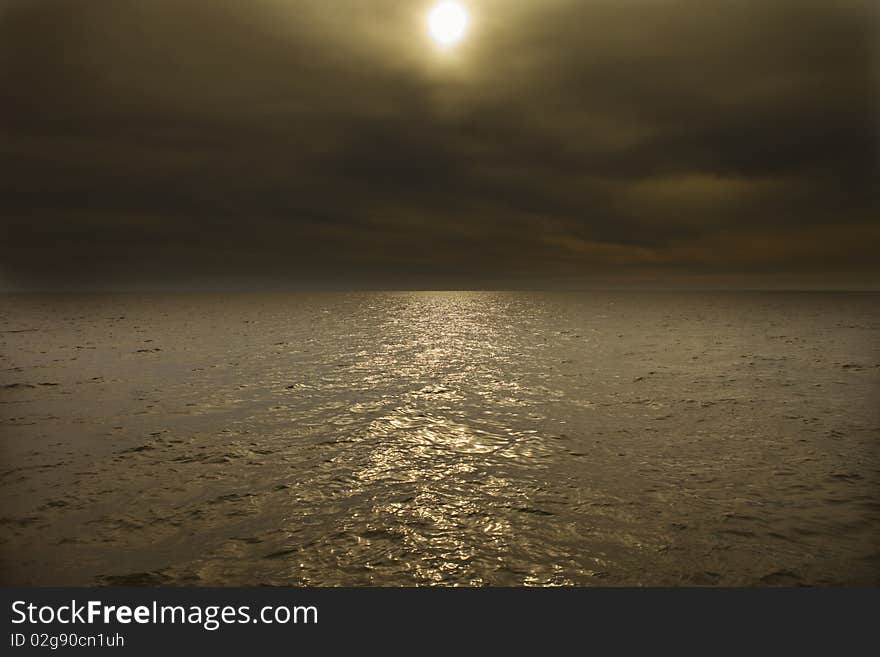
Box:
1, 0, 877, 289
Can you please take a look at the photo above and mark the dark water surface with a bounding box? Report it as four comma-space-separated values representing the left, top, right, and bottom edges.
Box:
1, 292, 878, 585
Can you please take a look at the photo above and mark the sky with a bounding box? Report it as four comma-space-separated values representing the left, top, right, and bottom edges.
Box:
1, 0, 878, 290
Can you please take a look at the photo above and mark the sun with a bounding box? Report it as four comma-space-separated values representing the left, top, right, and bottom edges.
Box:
427, 2, 469, 47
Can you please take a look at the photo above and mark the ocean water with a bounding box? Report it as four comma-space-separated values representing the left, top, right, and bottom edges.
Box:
1, 291, 878, 586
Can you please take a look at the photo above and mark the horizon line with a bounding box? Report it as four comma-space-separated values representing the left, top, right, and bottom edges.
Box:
2, 287, 879, 294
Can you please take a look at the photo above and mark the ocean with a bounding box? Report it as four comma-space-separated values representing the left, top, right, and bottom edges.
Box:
1, 291, 878, 585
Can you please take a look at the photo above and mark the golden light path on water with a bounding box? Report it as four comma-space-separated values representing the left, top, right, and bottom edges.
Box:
328, 294, 553, 584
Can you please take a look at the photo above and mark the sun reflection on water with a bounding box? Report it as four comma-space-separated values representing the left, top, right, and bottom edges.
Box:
333, 293, 560, 584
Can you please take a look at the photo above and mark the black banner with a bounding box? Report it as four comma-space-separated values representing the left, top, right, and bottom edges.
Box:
2, 588, 876, 653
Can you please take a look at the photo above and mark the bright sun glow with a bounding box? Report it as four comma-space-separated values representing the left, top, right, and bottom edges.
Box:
427, 2, 469, 47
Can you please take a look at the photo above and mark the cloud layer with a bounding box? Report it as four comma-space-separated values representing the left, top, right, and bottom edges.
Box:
1, 0, 878, 288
